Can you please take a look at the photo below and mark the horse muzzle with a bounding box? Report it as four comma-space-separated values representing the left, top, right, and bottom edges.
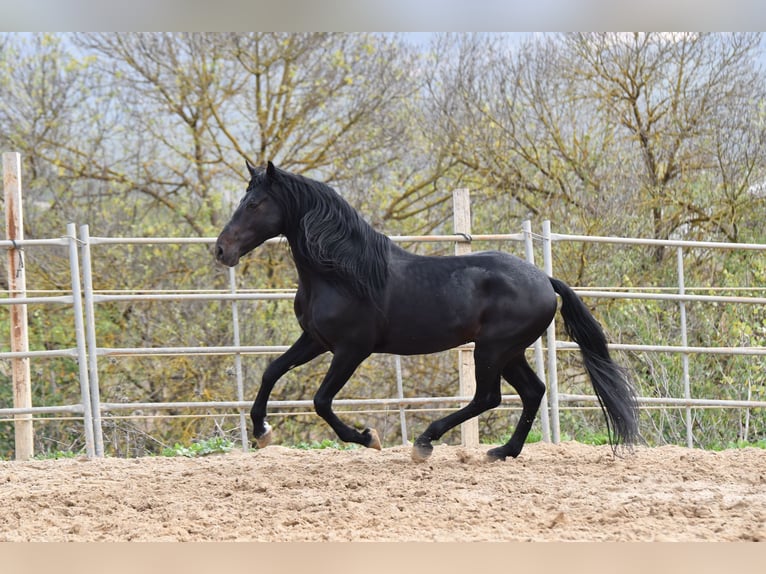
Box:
215, 236, 240, 267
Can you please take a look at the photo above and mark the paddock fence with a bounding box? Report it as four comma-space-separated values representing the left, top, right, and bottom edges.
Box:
4, 210, 766, 460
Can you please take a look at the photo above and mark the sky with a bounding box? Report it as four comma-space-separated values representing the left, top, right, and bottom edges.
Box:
2, 0, 766, 32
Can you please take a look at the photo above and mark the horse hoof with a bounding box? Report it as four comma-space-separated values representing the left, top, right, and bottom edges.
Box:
254, 423, 273, 449
485, 447, 506, 463
364, 428, 382, 450
411, 441, 433, 463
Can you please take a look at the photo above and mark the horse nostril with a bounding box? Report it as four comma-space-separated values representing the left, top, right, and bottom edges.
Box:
215, 243, 224, 261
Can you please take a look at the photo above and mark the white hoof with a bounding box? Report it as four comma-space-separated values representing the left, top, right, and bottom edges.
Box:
254, 422, 273, 449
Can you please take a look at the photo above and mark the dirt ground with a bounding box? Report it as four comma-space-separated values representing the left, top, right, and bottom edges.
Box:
1, 441, 765, 542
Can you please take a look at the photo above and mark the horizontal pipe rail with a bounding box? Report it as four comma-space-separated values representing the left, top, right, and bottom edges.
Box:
0, 404, 84, 417
0, 295, 74, 305
85, 233, 525, 247
0, 237, 70, 248
3, 391, 762, 422
96, 345, 292, 357
559, 393, 766, 409
94, 392, 766, 414
555, 341, 766, 356
93, 341, 766, 359
91, 292, 295, 303
575, 289, 766, 305
0, 348, 80, 360
7, 285, 763, 307
551, 232, 766, 251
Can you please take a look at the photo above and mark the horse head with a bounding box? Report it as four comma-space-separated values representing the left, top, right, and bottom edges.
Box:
215, 161, 284, 267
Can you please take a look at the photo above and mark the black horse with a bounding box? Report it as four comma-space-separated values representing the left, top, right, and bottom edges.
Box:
215, 161, 639, 461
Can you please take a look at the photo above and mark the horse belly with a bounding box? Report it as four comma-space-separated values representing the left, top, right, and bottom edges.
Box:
377, 293, 479, 355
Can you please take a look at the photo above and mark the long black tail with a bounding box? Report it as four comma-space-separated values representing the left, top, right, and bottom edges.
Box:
549, 277, 639, 450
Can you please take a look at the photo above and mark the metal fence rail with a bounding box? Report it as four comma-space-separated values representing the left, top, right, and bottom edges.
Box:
1, 224, 95, 457
3, 217, 766, 459
544, 225, 766, 448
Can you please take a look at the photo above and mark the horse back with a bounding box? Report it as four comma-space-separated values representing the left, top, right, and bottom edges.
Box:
378, 249, 557, 355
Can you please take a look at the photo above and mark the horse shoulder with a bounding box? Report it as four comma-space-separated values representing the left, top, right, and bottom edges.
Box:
297, 279, 380, 348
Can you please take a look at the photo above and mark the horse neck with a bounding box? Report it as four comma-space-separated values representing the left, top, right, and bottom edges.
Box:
283, 230, 316, 274
282, 212, 391, 303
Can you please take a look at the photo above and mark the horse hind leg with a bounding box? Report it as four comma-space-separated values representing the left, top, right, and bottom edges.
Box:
486, 356, 545, 462
412, 346, 503, 462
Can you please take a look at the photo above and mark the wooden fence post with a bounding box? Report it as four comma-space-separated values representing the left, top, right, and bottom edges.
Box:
453, 188, 479, 448
3, 152, 33, 460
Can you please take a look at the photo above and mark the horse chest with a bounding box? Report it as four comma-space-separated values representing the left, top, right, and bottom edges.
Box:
293, 284, 379, 348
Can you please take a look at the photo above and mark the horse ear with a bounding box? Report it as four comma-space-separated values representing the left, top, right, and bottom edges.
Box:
245, 160, 257, 177
266, 161, 276, 178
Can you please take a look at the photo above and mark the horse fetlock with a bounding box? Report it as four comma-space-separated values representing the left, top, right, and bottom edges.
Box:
253, 422, 273, 449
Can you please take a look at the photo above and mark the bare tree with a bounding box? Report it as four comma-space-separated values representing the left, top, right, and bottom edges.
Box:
422, 33, 766, 258
69, 33, 436, 234
563, 33, 766, 253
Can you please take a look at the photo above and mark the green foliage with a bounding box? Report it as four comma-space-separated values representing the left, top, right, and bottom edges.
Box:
708, 439, 766, 452
524, 430, 543, 444
482, 428, 544, 446
160, 436, 235, 458
292, 438, 359, 451
33, 449, 79, 460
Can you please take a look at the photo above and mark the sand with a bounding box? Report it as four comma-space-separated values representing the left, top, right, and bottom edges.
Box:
1, 441, 765, 542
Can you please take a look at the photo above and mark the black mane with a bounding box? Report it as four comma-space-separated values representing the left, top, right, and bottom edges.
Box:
265, 166, 392, 302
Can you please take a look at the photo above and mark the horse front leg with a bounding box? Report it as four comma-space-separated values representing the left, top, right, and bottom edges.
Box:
312, 347, 381, 450
251, 331, 326, 448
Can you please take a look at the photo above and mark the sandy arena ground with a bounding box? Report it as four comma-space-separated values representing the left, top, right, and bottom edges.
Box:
1, 441, 765, 542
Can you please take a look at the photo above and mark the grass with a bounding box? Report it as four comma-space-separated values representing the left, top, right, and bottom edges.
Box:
10, 433, 766, 461
33, 450, 80, 460
708, 438, 766, 451
160, 436, 235, 458
159, 436, 359, 456
291, 438, 359, 451
482, 429, 611, 447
